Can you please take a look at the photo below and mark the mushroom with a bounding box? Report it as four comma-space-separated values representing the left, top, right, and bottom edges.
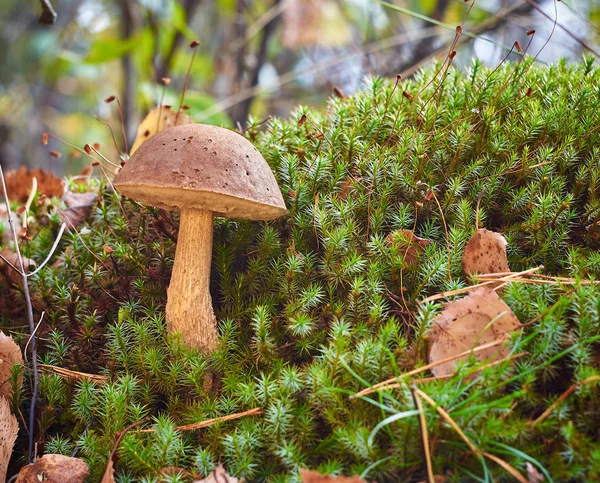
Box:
114, 124, 286, 352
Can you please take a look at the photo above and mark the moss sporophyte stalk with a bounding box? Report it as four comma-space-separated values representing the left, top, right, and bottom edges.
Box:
1, 57, 600, 481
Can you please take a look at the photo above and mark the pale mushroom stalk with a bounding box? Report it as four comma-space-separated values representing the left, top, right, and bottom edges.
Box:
166, 209, 217, 351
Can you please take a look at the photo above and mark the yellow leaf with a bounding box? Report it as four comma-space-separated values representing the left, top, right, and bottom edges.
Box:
130, 106, 193, 154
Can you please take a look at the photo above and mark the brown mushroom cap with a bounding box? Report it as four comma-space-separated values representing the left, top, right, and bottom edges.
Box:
115, 124, 287, 220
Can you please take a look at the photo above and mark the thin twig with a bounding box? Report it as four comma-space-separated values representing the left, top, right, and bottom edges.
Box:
419, 266, 543, 304
26, 223, 66, 278
138, 407, 262, 433
0, 252, 21, 273
532, 375, 600, 426
371, 353, 526, 394
0, 164, 38, 463
24, 312, 45, 363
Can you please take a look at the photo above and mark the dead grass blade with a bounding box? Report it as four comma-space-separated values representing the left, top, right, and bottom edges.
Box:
38, 364, 108, 383
420, 266, 543, 304
410, 387, 435, 483
352, 339, 506, 399
371, 353, 526, 394
413, 386, 528, 482
139, 407, 262, 433
532, 375, 600, 426
482, 451, 528, 483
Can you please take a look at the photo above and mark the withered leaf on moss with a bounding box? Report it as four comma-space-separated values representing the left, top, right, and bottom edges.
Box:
428, 287, 522, 377
386, 229, 430, 266
58, 191, 99, 230
15, 454, 89, 483
3, 167, 64, 203
462, 229, 510, 277
0, 330, 23, 400
0, 397, 18, 483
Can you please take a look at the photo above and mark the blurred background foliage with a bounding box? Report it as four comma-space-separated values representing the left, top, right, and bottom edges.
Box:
0, 0, 598, 175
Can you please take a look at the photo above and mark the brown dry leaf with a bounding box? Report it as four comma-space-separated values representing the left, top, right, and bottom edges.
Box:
101, 458, 115, 483
58, 191, 99, 230
16, 454, 89, 483
462, 229, 510, 277
386, 229, 430, 266
1, 397, 19, 483
300, 469, 366, 482
428, 287, 522, 377
130, 106, 193, 155
0, 331, 23, 399
194, 463, 239, 483
3, 167, 64, 203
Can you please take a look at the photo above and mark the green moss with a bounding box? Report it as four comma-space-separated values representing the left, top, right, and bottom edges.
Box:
2, 56, 600, 482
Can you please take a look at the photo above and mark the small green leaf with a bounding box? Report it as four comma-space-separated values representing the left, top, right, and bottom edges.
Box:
84, 37, 136, 64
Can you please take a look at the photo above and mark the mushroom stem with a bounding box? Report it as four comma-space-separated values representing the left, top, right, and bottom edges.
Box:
166, 208, 217, 352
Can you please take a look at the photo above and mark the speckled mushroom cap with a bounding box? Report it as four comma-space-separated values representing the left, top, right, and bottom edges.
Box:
114, 124, 287, 220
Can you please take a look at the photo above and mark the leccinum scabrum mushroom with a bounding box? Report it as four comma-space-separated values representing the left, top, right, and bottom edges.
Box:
114, 124, 287, 352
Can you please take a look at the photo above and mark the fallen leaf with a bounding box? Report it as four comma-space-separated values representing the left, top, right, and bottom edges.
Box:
3, 167, 64, 203
101, 458, 114, 483
428, 287, 522, 377
462, 229, 510, 277
58, 191, 99, 230
0, 397, 19, 483
299, 468, 366, 482
386, 229, 430, 266
130, 106, 193, 155
0, 331, 24, 399
194, 463, 238, 483
16, 454, 89, 483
